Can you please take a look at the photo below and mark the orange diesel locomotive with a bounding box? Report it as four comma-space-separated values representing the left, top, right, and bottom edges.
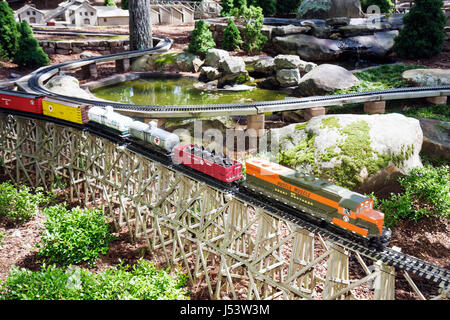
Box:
244, 158, 391, 249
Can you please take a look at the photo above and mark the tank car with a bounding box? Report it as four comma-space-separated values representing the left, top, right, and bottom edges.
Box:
0, 90, 45, 114
128, 120, 180, 153
173, 144, 243, 183
87, 106, 134, 135
244, 158, 391, 250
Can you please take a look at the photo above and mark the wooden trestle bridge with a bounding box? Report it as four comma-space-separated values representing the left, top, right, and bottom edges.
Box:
0, 112, 448, 300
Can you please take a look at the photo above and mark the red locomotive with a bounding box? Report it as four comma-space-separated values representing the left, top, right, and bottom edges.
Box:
0, 90, 45, 114
173, 144, 243, 183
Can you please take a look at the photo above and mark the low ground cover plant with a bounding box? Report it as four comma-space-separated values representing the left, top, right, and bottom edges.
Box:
36, 204, 115, 266
0, 259, 189, 300
369, 164, 450, 227
0, 181, 49, 223
332, 64, 427, 94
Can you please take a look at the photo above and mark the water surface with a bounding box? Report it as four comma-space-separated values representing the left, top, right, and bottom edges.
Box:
92, 78, 291, 106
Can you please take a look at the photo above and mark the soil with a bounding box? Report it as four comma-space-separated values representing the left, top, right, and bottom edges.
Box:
0, 24, 449, 300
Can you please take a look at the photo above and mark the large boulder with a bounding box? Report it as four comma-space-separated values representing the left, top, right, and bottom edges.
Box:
272, 34, 342, 61
219, 56, 246, 75
45, 75, 94, 99
419, 118, 450, 160
204, 49, 230, 68
295, 64, 360, 96
274, 54, 303, 69
402, 68, 450, 86
265, 113, 423, 192
175, 52, 203, 73
297, 0, 363, 19
347, 30, 399, 58
253, 58, 276, 75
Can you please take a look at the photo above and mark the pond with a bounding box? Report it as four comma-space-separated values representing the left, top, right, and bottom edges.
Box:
92, 78, 291, 106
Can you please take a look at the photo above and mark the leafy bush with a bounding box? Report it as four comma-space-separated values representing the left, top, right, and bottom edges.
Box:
276, 0, 302, 16
222, 18, 242, 51
0, 259, 189, 300
104, 0, 116, 6
0, 182, 47, 223
14, 21, 50, 69
233, 5, 267, 54
370, 165, 450, 227
234, 0, 248, 10
37, 205, 115, 266
361, 0, 394, 13
0, 1, 20, 60
188, 20, 216, 57
394, 0, 446, 59
221, 0, 234, 16
252, 0, 277, 15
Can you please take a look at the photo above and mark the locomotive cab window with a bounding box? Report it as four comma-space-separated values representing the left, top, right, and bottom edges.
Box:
343, 208, 352, 216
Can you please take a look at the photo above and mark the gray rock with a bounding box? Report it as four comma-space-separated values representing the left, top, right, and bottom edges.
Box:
273, 54, 303, 70
338, 22, 392, 37
326, 17, 350, 26
273, 34, 342, 61
419, 118, 450, 160
295, 64, 360, 96
200, 66, 222, 81
219, 56, 247, 75
348, 30, 399, 58
402, 68, 450, 87
266, 113, 423, 191
253, 58, 276, 75
175, 52, 203, 73
45, 75, 94, 99
272, 24, 311, 36
276, 69, 301, 87
204, 49, 230, 68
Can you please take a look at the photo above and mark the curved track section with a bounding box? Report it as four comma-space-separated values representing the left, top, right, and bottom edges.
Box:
21, 34, 449, 118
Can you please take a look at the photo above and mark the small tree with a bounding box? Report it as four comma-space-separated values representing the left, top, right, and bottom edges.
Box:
234, 5, 267, 54
104, 0, 116, 6
221, 0, 234, 16
222, 18, 242, 51
361, 0, 394, 13
14, 21, 50, 69
233, 0, 247, 10
0, 1, 20, 60
188, 20, 216, 56
394, 0, 446, 59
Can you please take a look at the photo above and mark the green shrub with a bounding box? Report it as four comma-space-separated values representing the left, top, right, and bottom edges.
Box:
222, 18, 242, 51
0, 1, 20, 60
104, 0, 116, 6
37, 205, 115, 266
394, 0, 446, 59
252, 0, 277, 15
14, 21, 50, 69
276, 0, 302, 16
361, 0, 394, 13
187, 20, 216, 57
221, 0, 234, 16
233, 5, 267, 54
0, 182, 47, 223
121, 0, 128, 9
371, 165, 450, 227
234, 0, 248, 10
0, 259, 189, 300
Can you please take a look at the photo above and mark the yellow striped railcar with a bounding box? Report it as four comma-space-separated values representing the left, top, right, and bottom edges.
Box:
42, 97, 90, 124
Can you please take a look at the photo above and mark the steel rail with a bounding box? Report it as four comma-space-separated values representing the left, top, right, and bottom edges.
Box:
19, 33, 448, 118
1, 108, 449, 292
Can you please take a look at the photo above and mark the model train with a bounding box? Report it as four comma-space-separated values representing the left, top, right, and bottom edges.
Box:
0, 89, 390, 250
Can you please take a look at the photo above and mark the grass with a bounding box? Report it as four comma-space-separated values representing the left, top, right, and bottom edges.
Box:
332, 64, 427, 95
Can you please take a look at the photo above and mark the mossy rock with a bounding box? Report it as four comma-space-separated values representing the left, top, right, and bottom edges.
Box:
266, 113, 423, 191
